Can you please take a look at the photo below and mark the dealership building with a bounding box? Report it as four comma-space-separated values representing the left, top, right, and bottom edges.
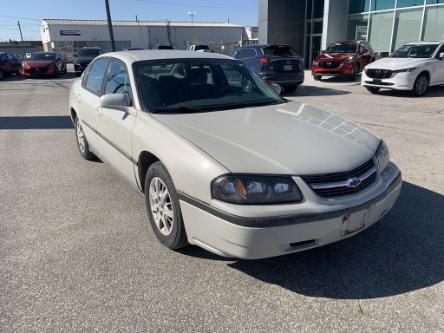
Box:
40, 19, 246, 59
259, 0, 444, 64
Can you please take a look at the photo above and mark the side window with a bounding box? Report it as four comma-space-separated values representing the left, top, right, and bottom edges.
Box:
83, 58, 109, 95
104, 59, 132, 102
236, 48, 257, 59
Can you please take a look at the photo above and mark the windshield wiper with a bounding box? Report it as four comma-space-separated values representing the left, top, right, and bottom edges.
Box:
149, 106, 204, 114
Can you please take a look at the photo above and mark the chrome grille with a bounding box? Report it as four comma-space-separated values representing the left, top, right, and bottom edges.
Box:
302, 159, 377, 197
366, 69, 392, 79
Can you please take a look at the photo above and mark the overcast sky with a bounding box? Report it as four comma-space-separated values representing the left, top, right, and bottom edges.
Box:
0, 0, 258, 41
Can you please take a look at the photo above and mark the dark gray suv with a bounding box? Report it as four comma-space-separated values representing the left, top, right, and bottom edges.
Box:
232, 44, 304, 93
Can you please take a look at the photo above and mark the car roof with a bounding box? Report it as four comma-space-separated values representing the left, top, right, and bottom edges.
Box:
97, 50, 232, 63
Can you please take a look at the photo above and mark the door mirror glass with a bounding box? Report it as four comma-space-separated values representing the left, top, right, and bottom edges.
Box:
439, 52, 444, 60
270, 83, 282, 95
99, 93, 131, 111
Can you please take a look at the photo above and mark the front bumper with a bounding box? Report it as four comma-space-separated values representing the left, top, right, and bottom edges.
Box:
361, 70, 416, 90
22, 67, 56, 77
312, 63, 355, 76
180, 163, 401, 259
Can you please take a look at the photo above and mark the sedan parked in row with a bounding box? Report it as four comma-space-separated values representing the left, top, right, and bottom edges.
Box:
362, 42, 444, 96
69, 50, 401, 259
22, 52, 66, 78
312, 40, 375, 80
233, 44, 304, 93
0, 52, 22, 79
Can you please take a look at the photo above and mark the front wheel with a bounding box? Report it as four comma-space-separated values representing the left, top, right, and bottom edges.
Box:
366, 87, 380, 94
352, 63, 361, 79
411, 73, 429, 97
145, 162, 188, 250
75, 117, 95, 160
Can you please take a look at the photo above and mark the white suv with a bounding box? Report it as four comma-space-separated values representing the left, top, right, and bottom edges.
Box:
362, 42, 444, 96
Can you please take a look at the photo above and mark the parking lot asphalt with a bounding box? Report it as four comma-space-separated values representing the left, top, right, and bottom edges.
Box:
0, 71, 443, 332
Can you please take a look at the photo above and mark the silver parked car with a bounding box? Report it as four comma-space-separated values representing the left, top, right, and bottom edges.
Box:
69, 50, 401, 259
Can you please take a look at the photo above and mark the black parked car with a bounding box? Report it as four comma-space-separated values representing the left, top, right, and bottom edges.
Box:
232, 44, 304, 93
0, 52, 22, 80
73, 47, 102, 74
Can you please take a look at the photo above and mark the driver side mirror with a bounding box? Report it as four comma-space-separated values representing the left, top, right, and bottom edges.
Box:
99, 93, 132, 113
439, 52, 444, 60
270, 83, 283, 95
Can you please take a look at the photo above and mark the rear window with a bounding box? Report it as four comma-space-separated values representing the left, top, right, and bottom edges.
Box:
263, 46, 297, 57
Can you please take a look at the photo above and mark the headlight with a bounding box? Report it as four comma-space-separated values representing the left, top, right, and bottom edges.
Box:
342, 56, 354, 64
375, 140, 390, 172
392, 67, 416, 73
211, 175, 303, 205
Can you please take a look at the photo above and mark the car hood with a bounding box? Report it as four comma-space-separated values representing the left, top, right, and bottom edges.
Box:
316, 53, 356, 62
365, 57, 426, 70
25, 60, 54, 67
152, 102, 379, 175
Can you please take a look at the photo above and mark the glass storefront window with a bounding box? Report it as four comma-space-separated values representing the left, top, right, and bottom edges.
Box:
397, 0, 424, 8
313, 21, 323, 34
372, 0, 395, 11
369, 11, 394, 52
423, 6, 444, 41
313, 0, 325, 18
426, 0, 444, 4
347, 15, 369, 40
349, 0, 371, 14
393, 8, 423, 49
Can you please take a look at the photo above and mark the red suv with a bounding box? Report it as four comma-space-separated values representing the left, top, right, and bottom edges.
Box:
311, 40, 375, 81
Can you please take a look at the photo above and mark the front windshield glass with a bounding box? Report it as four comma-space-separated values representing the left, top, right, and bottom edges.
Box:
390, 44, 438, 58
79, 49, 101, 57
326, 43, 358, 53
133, 58, 285, 113
31, 53, 56, 61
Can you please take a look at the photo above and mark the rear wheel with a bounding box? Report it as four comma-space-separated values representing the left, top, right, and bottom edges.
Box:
366, 87, 380, 94
145, 162, 188, 250
411, 72, 429, 97
284, 85, 299, 93
313, 75, 322, 81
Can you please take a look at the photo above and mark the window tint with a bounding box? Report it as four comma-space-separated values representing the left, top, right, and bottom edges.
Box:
236, 48, 257, 59
84, 58, 108, 95
104, 59, 132, 101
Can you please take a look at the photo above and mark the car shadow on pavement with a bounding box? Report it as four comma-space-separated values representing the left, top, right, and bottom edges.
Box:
227, 181, 444, 299
285, 85, 351, 97
0, 116, 73, 129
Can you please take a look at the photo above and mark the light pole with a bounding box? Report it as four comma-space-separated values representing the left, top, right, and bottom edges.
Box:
104, 0, 116, 51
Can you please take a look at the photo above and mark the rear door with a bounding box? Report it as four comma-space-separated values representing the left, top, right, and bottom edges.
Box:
77, 57, 109, 149
96, 58, 138, 185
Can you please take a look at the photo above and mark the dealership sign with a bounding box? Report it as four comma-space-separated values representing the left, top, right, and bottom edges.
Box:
60, 30, 81, 36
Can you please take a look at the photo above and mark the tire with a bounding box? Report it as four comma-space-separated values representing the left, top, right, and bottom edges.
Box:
352, 63, 361, 79
63, 65, 67, 74
313, 75, 322, 81
366, 87, 380, 94
284, 85, 299, 93
411, 72, 429, 97
145, 161, 188, 250
74, 117, 95, 160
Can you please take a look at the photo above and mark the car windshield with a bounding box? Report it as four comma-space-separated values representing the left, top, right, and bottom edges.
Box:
263, 45, 297, 57
79, 49, 101, 57
194, 45, 209, 51
389, 44, 438, 58
326, 43, 357, 53
31, 53, 56, 61
133, 58, 285, 113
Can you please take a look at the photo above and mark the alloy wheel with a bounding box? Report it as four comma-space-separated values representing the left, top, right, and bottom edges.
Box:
149, 177, 174, 236
415, 75, 428, 96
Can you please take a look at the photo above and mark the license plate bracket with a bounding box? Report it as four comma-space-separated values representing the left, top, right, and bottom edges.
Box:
283, 64, 293, 71
373, 79, 382, 84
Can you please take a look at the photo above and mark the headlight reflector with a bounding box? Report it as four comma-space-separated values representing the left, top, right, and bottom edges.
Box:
211, 175, 303, 205
342, 56, 354, 64
392, 67, 416, 74
375, 140, 390, 172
